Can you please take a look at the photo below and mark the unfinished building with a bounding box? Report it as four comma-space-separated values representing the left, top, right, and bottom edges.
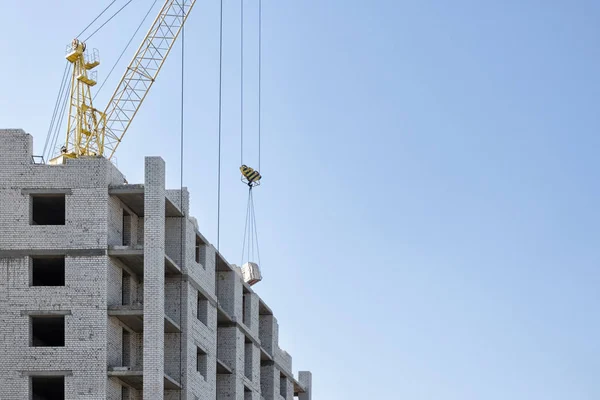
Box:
0, 129, 312, 400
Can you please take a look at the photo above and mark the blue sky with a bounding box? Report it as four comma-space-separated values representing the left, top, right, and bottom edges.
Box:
1, 1, 600, 398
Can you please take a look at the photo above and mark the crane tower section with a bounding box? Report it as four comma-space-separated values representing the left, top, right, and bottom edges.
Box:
56, 39, 104, 163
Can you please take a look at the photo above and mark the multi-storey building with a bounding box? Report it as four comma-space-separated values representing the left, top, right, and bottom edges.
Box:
0, 128, 312, 400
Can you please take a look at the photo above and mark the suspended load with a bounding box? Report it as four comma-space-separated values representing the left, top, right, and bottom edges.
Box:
241, 262, 262, 286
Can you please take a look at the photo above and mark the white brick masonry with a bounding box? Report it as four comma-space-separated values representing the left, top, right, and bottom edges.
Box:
0, 129, 312, 400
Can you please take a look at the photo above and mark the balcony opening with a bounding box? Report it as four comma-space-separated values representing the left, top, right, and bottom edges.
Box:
197, 347, 207, 380
243, 293, 252, 327
280, 373, 287, 398
31, 256, 65, 287
197, 291, 208, 325
31, 316, 65, 347
244, 341, 253, 380
195, 234, 206, 267
122, 269, 131, 306
122, 329, 131, 367
31, 376, 64, 399
31, 194, 65, 225
122, 209, 132, 246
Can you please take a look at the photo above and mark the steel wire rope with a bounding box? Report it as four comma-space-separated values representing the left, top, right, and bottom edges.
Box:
258, 0, 262, 171
93, 0, 159, 101
76, 0, 118, 39
83, 0, 134, 42
241, 188, 252, 266
178, 5, 185, 398
240, 0, 244, 166
47, 77, 72, 160
240, 0, 263, 267
217, 0, 224, 251
251, 189, 261, 265
43, 62, 70, 159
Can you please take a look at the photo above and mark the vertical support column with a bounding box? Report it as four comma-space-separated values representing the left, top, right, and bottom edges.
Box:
259, 315, 275, 355
259, 362, 277, 400
216, 326, 245, 399
143, 157, 166, 399
245, 293, 260, 336
216, 270, 243, 320
298, 371, 312, 400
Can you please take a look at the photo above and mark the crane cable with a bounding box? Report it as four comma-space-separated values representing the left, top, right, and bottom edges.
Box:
94, 0, 160, 101
82, 0, 134, 42
43, 61, 70, 161
241, 185, 261, 267
217, 0, 224, 251
178, 4, 185, 398
76, 0, 118, 39
44, 67, 72, 162
240, 0, 263, 266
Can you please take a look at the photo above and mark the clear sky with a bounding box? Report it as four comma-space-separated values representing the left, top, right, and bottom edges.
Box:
1, 1, 600, 399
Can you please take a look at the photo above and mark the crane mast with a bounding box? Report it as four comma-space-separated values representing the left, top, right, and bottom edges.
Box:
51, 0, 196, 164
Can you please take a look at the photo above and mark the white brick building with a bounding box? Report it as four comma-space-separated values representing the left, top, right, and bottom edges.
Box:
0, 129, 312, 400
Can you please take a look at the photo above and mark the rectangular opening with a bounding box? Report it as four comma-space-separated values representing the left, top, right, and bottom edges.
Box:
195, 234, 206, 268
122, 269, 131, 306
122, 329, 131, 367
31, 376, 64, 399
280, 373, 287, 398
243, 293, 252, 327
197, 347, 207, 379
31, 256, 65, 287
31, 194, 65, 225
31, 316, 65, 347
197, 291, 208, 325
121, 386, 130, 400
122, 209, 132, 246
244, 342, 253, 380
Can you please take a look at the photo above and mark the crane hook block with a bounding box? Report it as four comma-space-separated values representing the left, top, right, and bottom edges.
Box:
240, 165, 262, 187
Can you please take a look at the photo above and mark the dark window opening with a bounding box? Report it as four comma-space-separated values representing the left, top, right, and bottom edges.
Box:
243, 293, 251, 327
121, 386, 130, 400
122, 270, 131, 306
31, 316, 65, 347
122, 329, 131, 367
31, 376, 64, 399
122, 210, 132, 246
197, 347, 207, 379
197, 291, 208, 325
31, 194, 65, 225
244, 342, 253, 380
280, 373, 287, 398
195, 235, 206, 267
31, 256, 65, 287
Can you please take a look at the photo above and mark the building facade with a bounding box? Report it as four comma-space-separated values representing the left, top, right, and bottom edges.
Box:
0, 129, 312, 400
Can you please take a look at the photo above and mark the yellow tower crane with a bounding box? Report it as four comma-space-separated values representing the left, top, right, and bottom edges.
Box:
51, 0, 196, 164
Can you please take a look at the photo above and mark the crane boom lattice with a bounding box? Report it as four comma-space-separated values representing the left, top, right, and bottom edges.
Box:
100, 0, 195, 160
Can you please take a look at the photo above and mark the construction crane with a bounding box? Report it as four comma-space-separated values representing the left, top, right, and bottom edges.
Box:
50, 0, 196, 164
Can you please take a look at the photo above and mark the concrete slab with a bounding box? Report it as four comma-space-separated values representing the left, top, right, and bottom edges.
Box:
108, 246, 181, 275
216, 358, 232, 374
107, 370, 181, 390
109, 185, 183, 217
108, 305, 181, 333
